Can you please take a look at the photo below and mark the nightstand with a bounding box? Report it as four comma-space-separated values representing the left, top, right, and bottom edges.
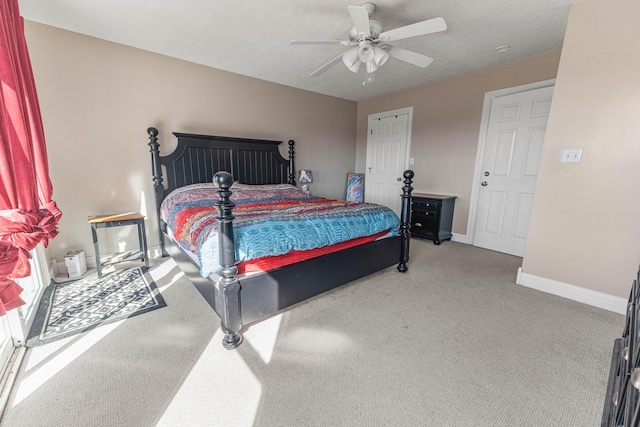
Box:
410, 193, 456, 245
88, 212, 149, 278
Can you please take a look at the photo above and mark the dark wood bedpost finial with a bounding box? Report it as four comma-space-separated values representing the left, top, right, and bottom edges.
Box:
147, 127, 168, 257
397, 169, 414, 273
288, 140, 296, 185
213, 171, 243, 349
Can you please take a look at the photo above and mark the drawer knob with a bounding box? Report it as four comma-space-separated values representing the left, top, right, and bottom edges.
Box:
415, 222, 422, 227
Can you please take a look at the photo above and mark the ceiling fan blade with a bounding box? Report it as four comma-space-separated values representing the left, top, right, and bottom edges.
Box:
388, 47, 434, 68
309, 53, 345, 77
379, 17, 447, 42
290, 40, 348, 46
348, 5, 371, 35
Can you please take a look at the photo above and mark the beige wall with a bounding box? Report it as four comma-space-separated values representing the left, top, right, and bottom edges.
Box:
356, 51, 561, 235
25, 22, 357, 262
27, 0, 638, 302
522, 0, 640, 298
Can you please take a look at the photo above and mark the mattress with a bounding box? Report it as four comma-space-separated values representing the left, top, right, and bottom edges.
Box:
161, 182, 400, 277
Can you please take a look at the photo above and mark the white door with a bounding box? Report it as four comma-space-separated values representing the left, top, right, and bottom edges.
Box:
473, 85, 554, 256
365, 109, 411, 216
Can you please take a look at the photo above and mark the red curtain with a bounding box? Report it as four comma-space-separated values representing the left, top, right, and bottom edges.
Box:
0, 0, 61, 315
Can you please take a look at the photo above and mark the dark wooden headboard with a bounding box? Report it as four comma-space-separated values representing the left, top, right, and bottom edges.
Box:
147, 127, 295, 252
148, 128, 295, 197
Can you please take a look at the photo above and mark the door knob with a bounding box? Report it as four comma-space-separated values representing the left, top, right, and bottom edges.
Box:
484, 171, 490, 176
481, 181, 488, 186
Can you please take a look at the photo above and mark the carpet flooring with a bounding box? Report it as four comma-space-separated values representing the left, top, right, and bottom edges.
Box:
0, 240, 625, 426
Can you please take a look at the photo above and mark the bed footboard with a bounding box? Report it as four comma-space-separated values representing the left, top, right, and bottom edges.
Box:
211, 169, 414, 349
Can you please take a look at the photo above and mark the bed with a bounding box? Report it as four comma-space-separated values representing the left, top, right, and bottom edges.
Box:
147, 127, 414, 349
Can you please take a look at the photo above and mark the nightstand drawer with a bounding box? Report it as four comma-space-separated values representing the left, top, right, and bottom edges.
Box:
413, 199, 439, 212
411, 218, 438, 236
411, 211, 438, 223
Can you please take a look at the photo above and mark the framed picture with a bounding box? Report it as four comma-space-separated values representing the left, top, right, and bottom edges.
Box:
346, 173, 365, 202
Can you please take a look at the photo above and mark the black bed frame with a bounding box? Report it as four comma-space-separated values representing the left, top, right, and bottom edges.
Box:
147, 127, 414, 349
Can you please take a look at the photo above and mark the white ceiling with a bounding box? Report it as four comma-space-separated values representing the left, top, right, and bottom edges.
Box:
18, 0, 574, 102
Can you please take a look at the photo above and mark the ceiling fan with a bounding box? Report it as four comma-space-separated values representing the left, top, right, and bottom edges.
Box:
290, 2, 447, 84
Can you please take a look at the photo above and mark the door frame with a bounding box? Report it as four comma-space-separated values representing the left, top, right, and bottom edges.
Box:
466, 79, 555, 246
366, 106, 413, 182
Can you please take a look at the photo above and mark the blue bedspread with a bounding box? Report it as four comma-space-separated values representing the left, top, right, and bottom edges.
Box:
161, 182, 399, 276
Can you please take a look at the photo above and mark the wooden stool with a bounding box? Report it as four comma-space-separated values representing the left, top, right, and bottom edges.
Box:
88, 212, 149, 278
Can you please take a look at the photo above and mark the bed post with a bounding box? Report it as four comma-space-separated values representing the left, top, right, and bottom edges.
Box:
147, 127, 168, 257
288, 140, 296, 185
398, 170, 414, 272
213, 171, 243, 349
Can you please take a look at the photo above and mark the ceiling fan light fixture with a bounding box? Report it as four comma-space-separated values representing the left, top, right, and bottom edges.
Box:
373, 46, 389, 67
349, 60, 363, 73
358, 41, 375, 63
342, 47, 362, 73
366, 60, 378, 73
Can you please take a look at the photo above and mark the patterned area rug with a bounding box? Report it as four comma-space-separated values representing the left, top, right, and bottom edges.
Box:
26, 267, 166, 347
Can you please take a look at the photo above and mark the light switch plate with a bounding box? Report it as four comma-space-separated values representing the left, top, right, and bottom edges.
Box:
561, 149, 583, 163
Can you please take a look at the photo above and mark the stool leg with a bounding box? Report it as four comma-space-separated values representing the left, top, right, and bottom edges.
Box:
138, 219, 149, 269
91, 224, 102, 278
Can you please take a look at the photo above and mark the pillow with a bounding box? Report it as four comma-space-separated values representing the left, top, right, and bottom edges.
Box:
231, 182, 298, 191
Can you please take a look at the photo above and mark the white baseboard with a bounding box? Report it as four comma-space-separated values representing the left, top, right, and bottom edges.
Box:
53, 246, 162, 277
451, 233, 468, 244
411, 234, 624, 314
516, 267, 627, 315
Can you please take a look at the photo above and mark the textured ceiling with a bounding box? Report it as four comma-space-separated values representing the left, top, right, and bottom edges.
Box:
18, 0, 574, 102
